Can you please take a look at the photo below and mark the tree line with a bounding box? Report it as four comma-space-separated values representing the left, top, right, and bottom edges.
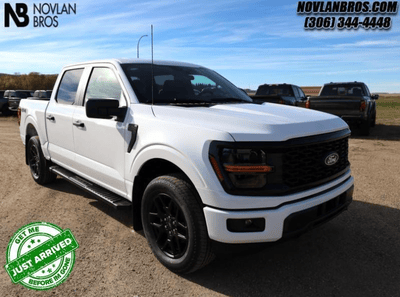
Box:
0, 72, 57, 91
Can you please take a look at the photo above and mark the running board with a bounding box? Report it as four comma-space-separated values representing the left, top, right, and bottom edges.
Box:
49, 166, 132, 209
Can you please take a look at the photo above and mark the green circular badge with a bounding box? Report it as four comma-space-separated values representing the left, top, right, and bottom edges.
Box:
4, 222, 79, 291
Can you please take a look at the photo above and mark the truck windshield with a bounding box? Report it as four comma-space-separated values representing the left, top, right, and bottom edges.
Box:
320, 84, 366, 97
11, 91, 32, 98
256, 85, 294, 96
121, 63, 252, 105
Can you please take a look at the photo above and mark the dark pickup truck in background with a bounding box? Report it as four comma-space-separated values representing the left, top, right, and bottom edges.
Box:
28, 90, 53, 100
7, 90, 33, 112
306, 82, 378, 135
0, 91, 8, 115
250, 83, 307, 106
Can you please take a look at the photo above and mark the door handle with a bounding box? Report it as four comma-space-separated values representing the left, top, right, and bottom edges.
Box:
73, 121, 85, 128
46, 115, 55, 121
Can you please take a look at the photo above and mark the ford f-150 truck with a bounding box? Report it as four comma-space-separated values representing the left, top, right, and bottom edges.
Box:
19, 59, 354, 273
306, 82, 378, 136
7, 90, 33, 112
250, 83, 308, 106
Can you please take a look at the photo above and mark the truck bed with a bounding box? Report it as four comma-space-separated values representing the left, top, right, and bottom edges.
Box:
19, 99, 49, 145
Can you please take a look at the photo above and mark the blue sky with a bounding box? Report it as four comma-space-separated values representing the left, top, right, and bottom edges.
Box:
1, 0, 399, 92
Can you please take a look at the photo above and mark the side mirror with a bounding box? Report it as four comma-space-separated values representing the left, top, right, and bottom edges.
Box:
86, 99, 127, 122
372, 94, 379, 100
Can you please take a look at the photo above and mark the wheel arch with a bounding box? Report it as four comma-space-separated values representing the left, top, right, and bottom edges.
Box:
131, 157, 204, 231
25, 123, 39, 165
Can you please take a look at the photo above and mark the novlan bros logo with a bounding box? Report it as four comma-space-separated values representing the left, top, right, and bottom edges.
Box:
4, 3, 29, 27
4, 2, 77, 28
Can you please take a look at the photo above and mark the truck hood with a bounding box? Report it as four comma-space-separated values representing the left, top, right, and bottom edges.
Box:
152, 103, 348, 142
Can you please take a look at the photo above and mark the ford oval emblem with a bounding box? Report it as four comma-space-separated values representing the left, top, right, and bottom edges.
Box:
325, 152, 339, 166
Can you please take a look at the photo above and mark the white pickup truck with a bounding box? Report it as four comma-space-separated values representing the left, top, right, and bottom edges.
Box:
19, 59, 354, 273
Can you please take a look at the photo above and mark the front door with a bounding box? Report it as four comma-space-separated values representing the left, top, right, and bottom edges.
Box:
72, 66, 129, 197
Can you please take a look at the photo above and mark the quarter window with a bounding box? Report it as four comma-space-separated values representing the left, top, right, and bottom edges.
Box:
56, 69, 84, 105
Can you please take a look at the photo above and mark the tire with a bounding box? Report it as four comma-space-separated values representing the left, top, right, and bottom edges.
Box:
141, 174, 214, 274
360, 116, 371, 136
1, 104, 11, 116
27, 136, 57, 185
371, 111, 376, 127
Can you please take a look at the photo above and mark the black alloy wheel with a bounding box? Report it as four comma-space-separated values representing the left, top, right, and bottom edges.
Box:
141, 174, 214, 274
27, 136, 57, 184
147, 193, 189, 259
28, 142, 41, 179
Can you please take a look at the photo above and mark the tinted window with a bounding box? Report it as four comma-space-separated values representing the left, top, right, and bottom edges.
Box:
293, 87, 300, 98
320, 84, 366, 97
56, 69, 84, 105
122, 64, 252, 104
85, 68, 123, 104
364, 84, 371, 97
12, 91, 31, 98
298, 87, 306, 98
256, 85, 294, 96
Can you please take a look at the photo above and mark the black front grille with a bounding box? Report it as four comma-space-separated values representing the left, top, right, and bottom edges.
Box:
209, 129, 351, 196
283, 136, 349, 188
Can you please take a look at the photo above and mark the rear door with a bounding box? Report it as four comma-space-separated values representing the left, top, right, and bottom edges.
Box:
46, 68, 86, 169
72, 65, 129, 197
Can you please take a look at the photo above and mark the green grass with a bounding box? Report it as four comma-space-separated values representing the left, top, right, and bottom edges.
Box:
376, 95, 400, 124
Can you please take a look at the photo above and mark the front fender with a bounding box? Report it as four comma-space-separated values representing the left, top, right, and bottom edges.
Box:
128, 144, 207, 190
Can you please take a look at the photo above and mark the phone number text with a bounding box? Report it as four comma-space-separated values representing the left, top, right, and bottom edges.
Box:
304, 16, 392, 29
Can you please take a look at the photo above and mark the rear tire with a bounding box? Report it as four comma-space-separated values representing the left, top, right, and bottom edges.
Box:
360, 116, 371, 136
141, 174, 214, 274
371, 111, 376, 127
1, 104, 11, 116
27, 136, 57, 185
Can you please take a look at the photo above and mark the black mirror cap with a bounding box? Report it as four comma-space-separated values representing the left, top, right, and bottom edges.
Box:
86, 99, 127, 121
372, 94, 379, 100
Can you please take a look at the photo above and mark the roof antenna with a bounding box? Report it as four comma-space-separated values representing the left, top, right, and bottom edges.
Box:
151, 24, 154, 106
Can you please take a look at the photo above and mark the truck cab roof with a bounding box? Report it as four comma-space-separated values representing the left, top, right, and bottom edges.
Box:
63, 59, 203, 69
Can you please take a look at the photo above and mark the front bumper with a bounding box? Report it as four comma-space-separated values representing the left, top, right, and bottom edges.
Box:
203, 176, 354, 243
8, 99, 21, 111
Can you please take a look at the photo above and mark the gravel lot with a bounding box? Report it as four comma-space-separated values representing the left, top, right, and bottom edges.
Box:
0, 116, 399, 297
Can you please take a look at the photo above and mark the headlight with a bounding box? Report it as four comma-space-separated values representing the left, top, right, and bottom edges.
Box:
210, 148, 274, 189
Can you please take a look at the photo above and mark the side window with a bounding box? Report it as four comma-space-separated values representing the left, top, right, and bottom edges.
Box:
56, 69, 84, 105
85, 68, 125, 106
298, 87, 306, 98
292, 86, 300, 98
363, 85, 371, 97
